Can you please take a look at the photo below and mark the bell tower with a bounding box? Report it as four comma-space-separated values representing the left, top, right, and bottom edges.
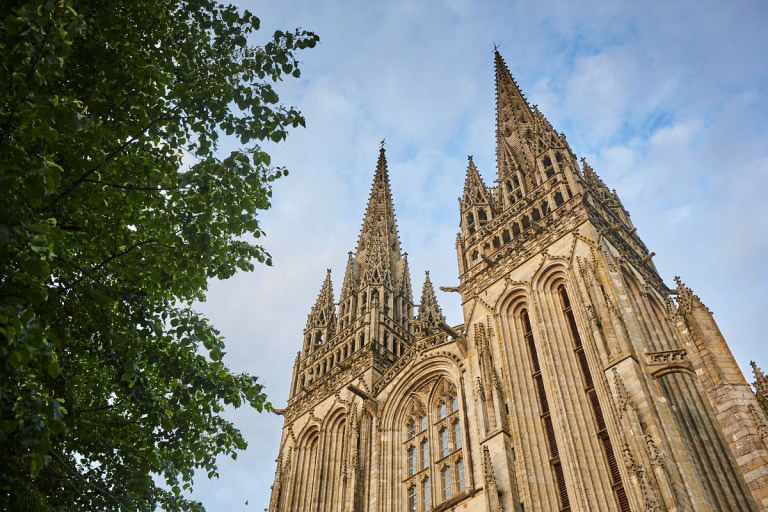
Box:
454, 51, 766, 511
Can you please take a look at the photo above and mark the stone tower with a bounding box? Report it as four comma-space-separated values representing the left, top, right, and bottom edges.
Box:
268, 52, 768, 512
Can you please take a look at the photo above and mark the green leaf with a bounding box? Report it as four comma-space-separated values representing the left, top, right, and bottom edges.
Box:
0, 1, 317, 510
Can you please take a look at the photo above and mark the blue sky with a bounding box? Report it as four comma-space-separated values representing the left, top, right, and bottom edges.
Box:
189, 1, 768, 509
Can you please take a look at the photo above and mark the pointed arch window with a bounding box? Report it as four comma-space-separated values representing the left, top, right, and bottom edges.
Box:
439, 427, 449, 457
453, 420, 462, 450
441, 466, 452, 499
543, 155, 555, 179
420, 438, 429, 470
403, 379, 468, 509
408, 485, 417, 512
408, 446, 417, 476
557, 284, 629, 511
521, 308, 570, 509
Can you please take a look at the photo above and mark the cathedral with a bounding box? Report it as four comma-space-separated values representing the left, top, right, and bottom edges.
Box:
268, 52, 768, 511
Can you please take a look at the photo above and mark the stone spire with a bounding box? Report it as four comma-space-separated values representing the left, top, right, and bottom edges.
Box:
399, 253, 414, 303
416, 271, 445, 336
494, 50, 536, 183
307, 269, 336, 331
339, 251, 358, 300
303, 269, 337, 356
460, 156, 494, 236
355, 148, 402, 278
462, 156, 492, 206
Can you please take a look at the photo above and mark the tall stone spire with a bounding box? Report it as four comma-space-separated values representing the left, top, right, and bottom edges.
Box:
355, 148, 402, 277
494, 50, 536, 183
416, 271, 445, 336
494, 51, 567, 196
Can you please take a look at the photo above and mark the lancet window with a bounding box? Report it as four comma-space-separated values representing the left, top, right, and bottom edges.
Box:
543, 155, 555, 179
505, 175, 523, 205
521, 307, 570, 509
557, 285, 630, 512
402, 379, 468, 510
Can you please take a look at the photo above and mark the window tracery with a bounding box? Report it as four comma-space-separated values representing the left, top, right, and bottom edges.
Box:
402, 379, 468, 510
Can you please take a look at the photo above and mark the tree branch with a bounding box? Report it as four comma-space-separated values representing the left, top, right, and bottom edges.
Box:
82, 179, 180, 192
44, 110, 178, 212
51, 451, 128, 510
64, 238, 159, 291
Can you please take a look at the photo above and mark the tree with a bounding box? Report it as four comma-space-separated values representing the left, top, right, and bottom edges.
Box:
0, 1, 318, 509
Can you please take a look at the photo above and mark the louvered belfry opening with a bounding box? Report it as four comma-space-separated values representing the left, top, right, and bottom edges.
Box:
522, 309, 570, 510
558, 286, 630, 512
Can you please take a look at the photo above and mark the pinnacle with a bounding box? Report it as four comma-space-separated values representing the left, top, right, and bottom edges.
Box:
463, 155, 489, 204
417, 271, 445, 335
753, 361, 767, 381
308, 269, 336, 329
400, 253, 414, 301
313, 269, 334, 310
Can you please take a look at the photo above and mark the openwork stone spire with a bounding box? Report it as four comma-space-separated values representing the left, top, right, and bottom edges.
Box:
494, 50, 536, 182
355, 148, 402, 277
307, 269, 336, 331
416, 271, 445, 336
462, 156, 491, 206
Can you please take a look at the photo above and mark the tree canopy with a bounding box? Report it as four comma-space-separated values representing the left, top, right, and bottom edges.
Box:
0, 1, 317, 510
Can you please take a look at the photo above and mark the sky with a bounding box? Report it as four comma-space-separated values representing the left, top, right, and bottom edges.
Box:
188, 1, 768, 509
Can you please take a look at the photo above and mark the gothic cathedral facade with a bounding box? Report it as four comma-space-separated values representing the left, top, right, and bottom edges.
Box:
268, 52, 768, 511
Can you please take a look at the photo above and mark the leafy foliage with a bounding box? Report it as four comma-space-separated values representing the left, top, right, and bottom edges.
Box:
0, 1, 318, 509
